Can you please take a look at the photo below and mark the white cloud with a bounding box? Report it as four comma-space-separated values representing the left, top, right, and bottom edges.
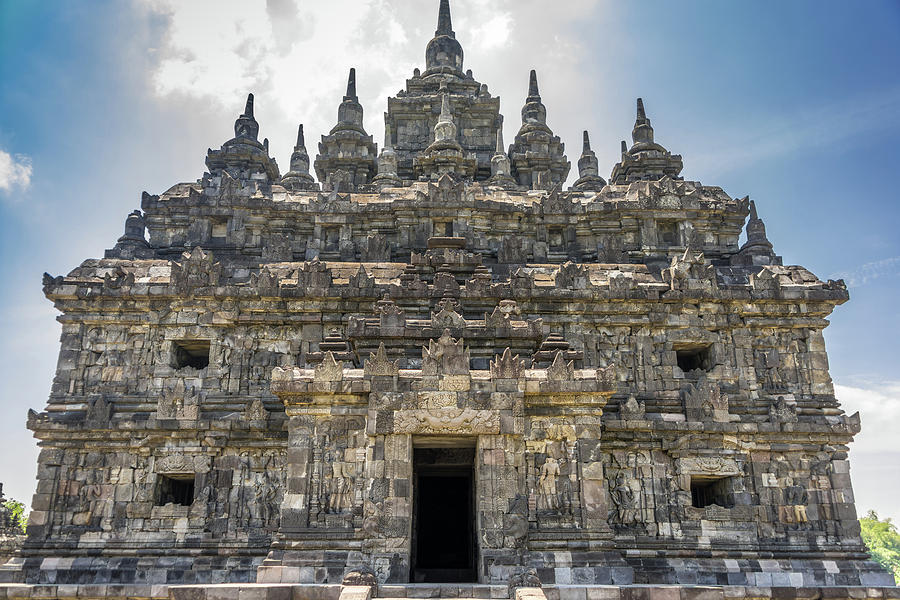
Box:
834, 381, 900, 454
830, 256, 900, 288
833, 380, 900, 523
0, 149, 33, 195
134, 0, 609, 177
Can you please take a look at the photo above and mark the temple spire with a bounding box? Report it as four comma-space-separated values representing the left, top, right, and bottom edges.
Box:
489, 124, 515, 187
437, 0, 454, 37
528, 70, 540, 100
433, 93, 457, 142
610, 97, 683, 185
281, 122, 318, 191
425, 0, 464, 74
233, 93, 260, 141
345, 68, 357, 101
572, 129, 605, 191
632, 97, 654, 145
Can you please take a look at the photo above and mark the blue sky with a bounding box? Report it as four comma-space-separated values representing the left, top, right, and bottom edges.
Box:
1, 0, 898, 522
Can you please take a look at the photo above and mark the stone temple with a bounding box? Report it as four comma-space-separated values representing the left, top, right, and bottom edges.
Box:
2, 1, 896, 599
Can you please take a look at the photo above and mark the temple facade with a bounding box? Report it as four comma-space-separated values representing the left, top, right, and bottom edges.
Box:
2, 1, 895, 598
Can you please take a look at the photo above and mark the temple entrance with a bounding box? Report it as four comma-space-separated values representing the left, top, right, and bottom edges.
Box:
411, 444, 477, 583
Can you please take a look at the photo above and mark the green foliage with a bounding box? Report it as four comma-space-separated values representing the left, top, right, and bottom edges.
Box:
2, 499, 27, 534
860, 510, 900, 584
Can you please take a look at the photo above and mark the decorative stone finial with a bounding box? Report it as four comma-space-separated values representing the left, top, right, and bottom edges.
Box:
610, 97, 683, 185
572, 130, 606, 191
511, 70, 568, 189
315, 69, 377, 189
488, 125, 517, 188
632, 97, 654, 146
106, 209, 151, 259
733, 198, 782, 266
281, 124, 319, 191
373, 123, 401, 188
234, 93, 260, 141
425, 0, 464, 74
437, 0, 454, 36
296, 124, 305, 148
345, 68, 358, 101
434, 93, 457, 142
528, 70, 540, 100
521, 70, 547, 126
336, 68, 364, 128
204, 92, 281, 185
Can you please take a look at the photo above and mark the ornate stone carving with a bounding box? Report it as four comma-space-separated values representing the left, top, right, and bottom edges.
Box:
297, 258, 332, 290
431, 305, 466, 329
243, 398, 268, 423
491, 348, 524, 379
103, 266, 135, 290
596, 364, 617, 391
170, 247, 221, 292
769, 396, 799, 424
84, 396, 112, 427
364, 343, 399, 377
324, 449, 354, 514
251, 266, 280, 294
546, 351, 575, 381
155, 453, 210, 474
536, 456, 561, 511
678, 456, 741, 477
361, 234, 390, 262
342, 566, 378, 594
609, 471, 639, 525
421, 330, 470, 376
684, 377, 734, 423
374, 295, 406, 329
556, 262, 590, 289
619, 395, 645, 420
508, 567, 542, 598
157, 381, 201, 420
662, 247, 716, 291
392, 408, 500, 435
314, 352, 344, 382
782, 485, 809, 524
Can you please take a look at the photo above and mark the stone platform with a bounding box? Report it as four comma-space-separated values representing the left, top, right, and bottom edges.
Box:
1, 584, 899, 600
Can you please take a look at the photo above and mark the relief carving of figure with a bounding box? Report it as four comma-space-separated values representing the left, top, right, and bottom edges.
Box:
325, 450, 353, 514
610, 472, 638, 525
784, 484, 809, 523
537, 457, 560, 511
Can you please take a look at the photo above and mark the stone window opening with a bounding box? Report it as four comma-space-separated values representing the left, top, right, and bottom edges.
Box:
324, 227, 340, 253
676, 345, 713, 374
548, 228, 565, 251
433, 220, 454, 237
171, 340, 211, 370
211, 219, 228, 241
658, 221, 678, 246
690, 476, 734, 509
155, 474, 195, 507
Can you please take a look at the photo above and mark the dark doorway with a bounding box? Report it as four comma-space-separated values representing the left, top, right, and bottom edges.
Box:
412, 446, 476, 583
